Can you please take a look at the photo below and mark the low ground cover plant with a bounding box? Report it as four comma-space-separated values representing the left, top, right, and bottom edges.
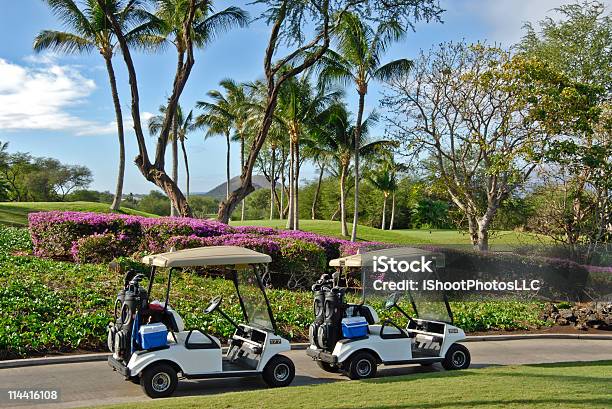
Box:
0, 225, 551, 358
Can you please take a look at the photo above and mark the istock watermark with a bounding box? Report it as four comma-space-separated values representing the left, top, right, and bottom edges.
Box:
358, 247, 597, 302
372, 278, 542, 292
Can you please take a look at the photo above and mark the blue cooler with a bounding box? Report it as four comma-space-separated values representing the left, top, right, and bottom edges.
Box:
341, 316, 368, 338
139, 323, 168, 349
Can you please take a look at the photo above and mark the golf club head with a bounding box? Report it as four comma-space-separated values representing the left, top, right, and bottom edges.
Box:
331, 271, 341, 287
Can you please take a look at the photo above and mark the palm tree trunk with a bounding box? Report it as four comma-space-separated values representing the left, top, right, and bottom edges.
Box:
280, 164, 285, 219
381, 194, 387, 230
105, 56, 125, 212
270, 146, 276, 220
180, 138, 189, 199
293, 140, 300, 230
171, 115, 179, 217
286, 140, 294, 229
351, 91, 366, 241
340, 164, 348, 236
390, 192, 396, 230
311, 163, 325, 220
279, 144, 286, 219
225, 132, 231, 201
240, 136, 245, 221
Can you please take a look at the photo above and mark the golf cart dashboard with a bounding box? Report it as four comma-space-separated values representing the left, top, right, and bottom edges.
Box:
234, 325, 267, 346
408, 320, 445, 335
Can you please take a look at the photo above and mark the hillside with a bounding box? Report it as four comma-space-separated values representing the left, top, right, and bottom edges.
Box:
196, 175, 271, 199
0, 202, 156, 227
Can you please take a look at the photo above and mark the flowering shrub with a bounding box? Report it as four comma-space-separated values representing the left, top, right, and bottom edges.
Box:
272, 238, 327, 281
28, 211, 232, 258
339, 241, 389, 256
140, 217, 231, 253
29, 211, 142, 259
168, 233, 281, 257
71, 233, 137, 264
232, 225, 277, 235
274, 230, 346, 261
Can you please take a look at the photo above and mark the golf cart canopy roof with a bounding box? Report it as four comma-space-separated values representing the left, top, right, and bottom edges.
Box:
141, 246, 272, 268
329, 247, 445, 268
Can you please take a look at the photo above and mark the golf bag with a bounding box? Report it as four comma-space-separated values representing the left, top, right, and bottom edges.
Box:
309, 273, 379, 352
107, 271, 148, 364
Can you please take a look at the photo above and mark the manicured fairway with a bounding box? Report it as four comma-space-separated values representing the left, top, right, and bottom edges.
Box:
93, 361, 612, 409
0, 201, 155, 226
231, 219, 541, 246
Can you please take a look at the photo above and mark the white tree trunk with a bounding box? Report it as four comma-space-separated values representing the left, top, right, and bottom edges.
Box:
389, 193, 396, 230
381, 195, 387, 230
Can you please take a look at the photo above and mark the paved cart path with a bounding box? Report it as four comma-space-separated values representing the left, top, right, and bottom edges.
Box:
1, 339, 611, 409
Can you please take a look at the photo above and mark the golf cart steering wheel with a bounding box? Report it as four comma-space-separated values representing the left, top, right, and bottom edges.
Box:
204, 296, 223, 314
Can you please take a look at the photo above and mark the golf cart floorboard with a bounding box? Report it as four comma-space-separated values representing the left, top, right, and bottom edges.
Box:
384, 357, 443, 365
411, 349, 441, 359
221, 357, 257, 372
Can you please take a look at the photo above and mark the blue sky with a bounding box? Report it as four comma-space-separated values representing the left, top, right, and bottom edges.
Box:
0, 0, 597, 195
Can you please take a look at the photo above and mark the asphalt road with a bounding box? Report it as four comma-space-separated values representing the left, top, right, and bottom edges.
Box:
1, 339, 611, 409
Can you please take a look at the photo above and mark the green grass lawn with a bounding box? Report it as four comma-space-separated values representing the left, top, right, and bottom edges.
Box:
93, 361, 612, 409
0, 201, 155, 226
231, 219, 541, 247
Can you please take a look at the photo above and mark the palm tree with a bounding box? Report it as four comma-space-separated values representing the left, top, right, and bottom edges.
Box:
318, 13, 412, 241
34, 0, 159, 211
303, 139, 331, 220
152, 0, 248, 214
366, 161, 399, 230
149, 105, 195, 204
222, 80, 253, 221
275, 75, 342, 230
316, 104, 396, 236
195, 87, 234, 202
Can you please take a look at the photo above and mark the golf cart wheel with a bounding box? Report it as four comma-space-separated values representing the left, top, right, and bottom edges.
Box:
316, 360, 340, 373
347, 352, 377, 380
262, 355, 295, 387
140, 363, 178, 398
442, 343, 471, 370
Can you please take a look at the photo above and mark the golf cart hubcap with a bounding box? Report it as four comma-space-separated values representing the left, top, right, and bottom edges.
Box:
274, 363, 290, 381
356, 359, 372, 376
452, 351, 466, 367
151, 372, 171, 392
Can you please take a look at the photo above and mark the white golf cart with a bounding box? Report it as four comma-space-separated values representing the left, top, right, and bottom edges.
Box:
306, 248, 471, 379
107, 246, 295, 398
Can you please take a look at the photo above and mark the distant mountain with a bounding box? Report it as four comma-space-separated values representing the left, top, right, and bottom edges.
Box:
195, 175, 271, 199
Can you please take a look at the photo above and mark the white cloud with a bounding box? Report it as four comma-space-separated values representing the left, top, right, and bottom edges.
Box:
460, 0, 611, 45
0, 56, 156, 137
0, 57, 98, 132
75, 112, 155, 136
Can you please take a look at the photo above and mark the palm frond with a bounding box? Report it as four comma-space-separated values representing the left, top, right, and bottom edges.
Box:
194, 6, 249, 46
372, 58, 413, 82
33, 30, 94, 54
44, 0, 94, 37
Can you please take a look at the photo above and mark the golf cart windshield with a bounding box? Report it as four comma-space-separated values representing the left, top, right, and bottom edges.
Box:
355, 247, 454, 324
392, 291, 453, 324
234, 267, 276, 331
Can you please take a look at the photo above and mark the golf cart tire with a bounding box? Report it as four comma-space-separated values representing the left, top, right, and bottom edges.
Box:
262, 355, 295, 387
442, 343, 471, 370
346, 351, 378, 380
140, 362, 178, 398
316, 360, 340, 373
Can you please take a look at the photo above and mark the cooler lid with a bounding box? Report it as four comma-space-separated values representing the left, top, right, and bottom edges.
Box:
139, 323, 167, 334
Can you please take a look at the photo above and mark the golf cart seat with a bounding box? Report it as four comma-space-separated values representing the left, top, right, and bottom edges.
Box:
370, 320, 411, 340
170, 330, 221, 350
